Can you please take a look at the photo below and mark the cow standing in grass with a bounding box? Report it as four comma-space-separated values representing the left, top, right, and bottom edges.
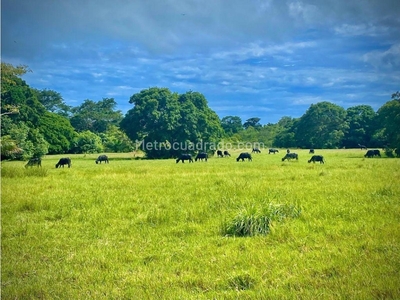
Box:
96, 155, 109, 164
56, 157, 71, 168
269, 148, 279, 154
217, 150, 224, 158
25, 157, 42, 168
308, 155, 324, 164
282, 153, 298, 161
223, 150, 231, 157
364, 149, 381, 158
252, 148, 261, 153
236, 152, 252, 162
176, 154, 194, 163
309, 149, 315, 154
195, 152, 208, 162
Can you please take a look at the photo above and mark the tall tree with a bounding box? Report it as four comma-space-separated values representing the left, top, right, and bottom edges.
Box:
120, 88, 223, 158
243, 117, 262, 129
295, 102, 348, 148
274, 116, 298, 148
342, 105, 376, 148
376, 95, 400, 149
35, 89, 71, 117
70, 98, 123, 133
221, 116, 243, 135
38, 112, 77, 154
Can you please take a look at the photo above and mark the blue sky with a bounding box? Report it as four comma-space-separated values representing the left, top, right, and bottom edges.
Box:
2, 0, 399, 124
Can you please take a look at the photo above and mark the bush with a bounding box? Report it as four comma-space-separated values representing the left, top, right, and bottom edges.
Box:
221, 203, 301, 237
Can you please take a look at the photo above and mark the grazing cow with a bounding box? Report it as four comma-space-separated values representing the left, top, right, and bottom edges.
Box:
364, 149, 381, 158
395, 148, 400, 158
96, 155, 109, 164
195, 152, 208, 162
308, 155, 324, 164
223, 150, 231, 157
176, 154, 194, 163
252, 148, 261, 153
269, 148, 279, 154
56, 157, 71, 168
25, 157, 42, 168
217, 150, 224, 158
236, 152, 252, 162
358, 144, 367, 150
282, 153, 298, 161
309, 149, 315, 154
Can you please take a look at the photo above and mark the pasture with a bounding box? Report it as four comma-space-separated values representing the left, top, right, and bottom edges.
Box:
1, 149, 400, 299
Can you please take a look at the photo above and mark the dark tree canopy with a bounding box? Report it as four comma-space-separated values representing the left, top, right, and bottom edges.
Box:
342, 105, 376, 148
38, 112, 77, 154
377, 99, 400, 149
120, 87, 224, 158
221, 116, 243, 135
70, 98, 123, 133
295, 102, 348, 148
243, 117, 262, 129
35, 89, 71, 117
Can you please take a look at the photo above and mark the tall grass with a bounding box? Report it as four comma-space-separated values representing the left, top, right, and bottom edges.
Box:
1, 149, 400, 299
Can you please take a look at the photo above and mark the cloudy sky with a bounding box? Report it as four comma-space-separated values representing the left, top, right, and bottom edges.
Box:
2, 0, 400, 124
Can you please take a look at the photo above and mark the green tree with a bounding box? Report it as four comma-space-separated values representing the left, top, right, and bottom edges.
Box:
274, 117, 298, 148
99, 125, 135, 153
376, 96, 400, 150
1, 135, 23, 160
70, 98, 123, 133
243, 117, 262, 130
71, 131, 103, 154
221, 116, 243, 135
295, 102, 348, 148
1, 64, 45, 129
38, 112, 77, 154
35, 89, 71, 117
342, 105, 376, 148
120, 88, 223, 158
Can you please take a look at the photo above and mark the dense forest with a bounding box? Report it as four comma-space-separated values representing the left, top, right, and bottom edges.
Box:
1, 62, 399, 160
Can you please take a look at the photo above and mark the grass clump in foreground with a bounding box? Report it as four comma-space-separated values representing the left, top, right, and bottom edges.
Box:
222, 203, 301, 237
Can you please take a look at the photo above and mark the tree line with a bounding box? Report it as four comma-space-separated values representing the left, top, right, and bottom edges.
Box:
1, 62, 399, 160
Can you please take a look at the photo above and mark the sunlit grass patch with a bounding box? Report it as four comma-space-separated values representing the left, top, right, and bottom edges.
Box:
1, 166, 48, 178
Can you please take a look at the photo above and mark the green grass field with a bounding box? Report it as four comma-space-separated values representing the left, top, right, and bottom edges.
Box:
2, 149, 400, 299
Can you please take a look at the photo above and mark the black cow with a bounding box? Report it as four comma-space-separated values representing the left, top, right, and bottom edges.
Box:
176, 154, 194, 163
56, 157, 71, 168
282, 153, 298, 161
25, 157, 42, 168
308, 155, 324, 164
309, 149, 315, 154
96, 155, 109, 164
269, 148, 279, 154
252, 148, 261, 153
223, 150, 231, 157
217, 150, 224, 158
358, 144, 367, 150
195, 152, 208, 162
364, 149, 381, 158
236, 152, 252, 162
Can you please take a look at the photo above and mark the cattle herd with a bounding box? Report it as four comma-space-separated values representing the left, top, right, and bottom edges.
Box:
23, 147, 386, 168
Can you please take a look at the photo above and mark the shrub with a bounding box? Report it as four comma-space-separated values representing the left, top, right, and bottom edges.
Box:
221, 203, 301, 237
228, 273, 256, 290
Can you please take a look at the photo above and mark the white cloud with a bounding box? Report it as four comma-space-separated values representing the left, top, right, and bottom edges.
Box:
363, 43, 400, 69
